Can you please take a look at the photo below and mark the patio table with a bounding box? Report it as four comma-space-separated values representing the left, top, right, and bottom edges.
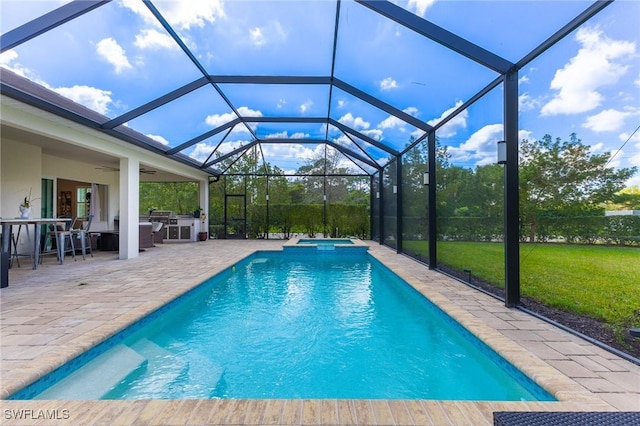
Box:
1, 218, 72, 287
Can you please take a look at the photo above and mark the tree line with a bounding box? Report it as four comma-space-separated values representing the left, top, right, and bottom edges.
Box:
141, 133, 638, 244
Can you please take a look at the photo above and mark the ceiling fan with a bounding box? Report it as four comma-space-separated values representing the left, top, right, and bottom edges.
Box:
95, 166, 157, 174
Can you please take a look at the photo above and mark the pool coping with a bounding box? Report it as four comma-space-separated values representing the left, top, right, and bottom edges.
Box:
1, 240, 638, 424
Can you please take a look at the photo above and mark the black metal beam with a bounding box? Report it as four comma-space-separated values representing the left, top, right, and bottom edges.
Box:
246, 116, 327, 124
207, 140, 259, 166
1, 0, 109, 53
516, 0, 614, 70
208, 75, 331, 85
257, 138, 380, 170
143, 1, 260, 143
329, 118, 399, 156
326, 0, 342, 140
428, 131, 437, 269
378, 171, 384, 244
333, 78, 433, 132
430, 75, 504, 135
324, 141, 380, 171
223, 173, 370, 178
167, 118, 242, 155
396, 155, 403, 254
504, 71, 520, 308
355, 0, 513, 74
102, 77, 209, 129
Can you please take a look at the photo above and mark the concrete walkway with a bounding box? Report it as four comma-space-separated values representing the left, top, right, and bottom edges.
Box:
0, 240, 638, 425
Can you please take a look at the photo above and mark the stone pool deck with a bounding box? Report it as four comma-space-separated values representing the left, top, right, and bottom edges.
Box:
0, 239, 638, 425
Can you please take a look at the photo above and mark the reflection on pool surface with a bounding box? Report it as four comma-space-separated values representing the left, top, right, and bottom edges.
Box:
12, 250, 554, 401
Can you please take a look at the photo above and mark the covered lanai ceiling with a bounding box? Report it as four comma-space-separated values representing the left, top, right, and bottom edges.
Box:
2, 0, 634, 178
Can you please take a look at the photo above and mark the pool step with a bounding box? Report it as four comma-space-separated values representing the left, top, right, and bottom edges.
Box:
35, 344, 146, 400
184, 351, 225, 397
127, 338, 188, 397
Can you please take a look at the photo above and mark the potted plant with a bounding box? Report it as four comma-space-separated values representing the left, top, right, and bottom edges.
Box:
198, 212, 208, 241
19, 188, 37, 218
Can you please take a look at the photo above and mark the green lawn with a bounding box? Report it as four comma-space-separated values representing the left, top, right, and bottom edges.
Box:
404, 240, 640, 331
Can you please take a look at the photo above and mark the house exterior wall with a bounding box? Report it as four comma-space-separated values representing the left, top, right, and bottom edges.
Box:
1, 95, 211, 259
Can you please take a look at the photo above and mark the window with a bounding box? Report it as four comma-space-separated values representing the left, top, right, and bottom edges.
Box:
76, 187, 91, 218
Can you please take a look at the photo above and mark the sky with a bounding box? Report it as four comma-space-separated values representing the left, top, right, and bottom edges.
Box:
1, 0, 639, 185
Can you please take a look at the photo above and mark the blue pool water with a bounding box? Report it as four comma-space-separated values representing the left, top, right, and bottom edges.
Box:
12, 250, 554, 401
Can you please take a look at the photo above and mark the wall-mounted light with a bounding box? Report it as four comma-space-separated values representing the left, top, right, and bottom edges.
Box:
423, 172, 429, 186
376, 191, 380, 199
497, 140, 507, 164
323, 194, 327, 201
392, 185, 397, 194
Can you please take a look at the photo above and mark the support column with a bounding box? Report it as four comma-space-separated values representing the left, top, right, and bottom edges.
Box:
369, 175, 373, 240
119, 157, 139, 260
199, 178, 209, 239
378, 171, 384, 244
396, 156, 403, 253
504, 70, 520, 307
427, 131, 437, 269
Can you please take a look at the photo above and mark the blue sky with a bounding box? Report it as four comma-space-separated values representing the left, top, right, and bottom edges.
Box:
1, 0, 639, 185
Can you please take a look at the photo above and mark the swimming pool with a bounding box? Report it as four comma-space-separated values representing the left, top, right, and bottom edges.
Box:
10, 250, 554, 401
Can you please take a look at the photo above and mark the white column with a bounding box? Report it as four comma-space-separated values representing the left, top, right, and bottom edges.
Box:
200, 178, 209, 235
119, 157, 140, 259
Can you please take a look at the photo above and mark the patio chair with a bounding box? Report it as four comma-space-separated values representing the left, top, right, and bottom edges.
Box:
71, 215, 94, 260
39, 224, 61, 265
151, 221, 164, 246
55, 218, 77, 264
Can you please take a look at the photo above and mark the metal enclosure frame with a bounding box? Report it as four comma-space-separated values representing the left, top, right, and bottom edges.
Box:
0, 0, 617, 308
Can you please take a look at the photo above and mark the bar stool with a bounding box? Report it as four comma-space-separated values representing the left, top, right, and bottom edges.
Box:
10, 232, 20, 268
54, 222, 76, 264
40, 224, 60, 265
71, 215, 93, 260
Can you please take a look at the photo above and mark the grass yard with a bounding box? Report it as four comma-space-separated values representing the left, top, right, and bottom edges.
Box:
404, 241, 640, 331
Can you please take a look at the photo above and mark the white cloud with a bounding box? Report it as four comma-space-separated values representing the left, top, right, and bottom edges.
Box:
300, 100, 313, 114
134, 29, 178, 50
378, 107, 418, 130
378, 115, 404, 130
54, 86, 113, 115
0, 50, 36, 79
361, 129, 384, 141
337, 100, 346, 109
261, 143, 317, 163
448, 124, 503, 166
428, 100, 467, 138
265, 131, 309, 139
338, 113, 370, 130
205, 106, 262, 133
460, 124, 503, 151
407, 0, 436, 17
146, 134, 170, 145
380, 77, 397, 90
277, 99, 286, 109
96, 38, 132, 73
582, 108, 631, 132
541, 26, 636, 116
519, 93, 540, 112
519, 129, 534, 143
237, 106, 263, 118
518, 75, 530, 85
249, 27, 266, 46
120, 0, 157, 26
635, 74, 640, 88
